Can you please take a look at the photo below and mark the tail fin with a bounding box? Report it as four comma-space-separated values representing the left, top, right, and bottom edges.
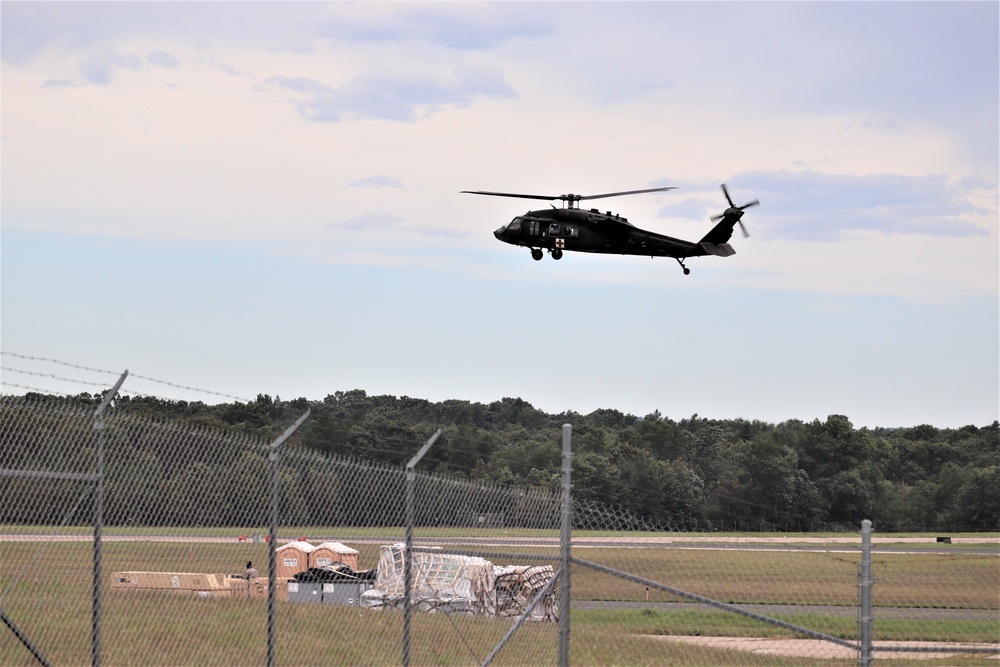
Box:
698, 216, 738, 245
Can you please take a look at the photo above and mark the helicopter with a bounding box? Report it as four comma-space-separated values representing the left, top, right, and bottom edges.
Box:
462, 184, 759, 274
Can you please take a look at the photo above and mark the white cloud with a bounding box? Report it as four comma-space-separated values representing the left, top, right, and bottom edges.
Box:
146, 49, 180, 69
738, 170, 994, 241
268, 62, 515, 122
78, 48, 143, 84
350, 176, 404, 189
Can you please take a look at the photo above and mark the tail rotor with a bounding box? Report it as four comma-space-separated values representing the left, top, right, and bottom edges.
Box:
712, 183, 759, 238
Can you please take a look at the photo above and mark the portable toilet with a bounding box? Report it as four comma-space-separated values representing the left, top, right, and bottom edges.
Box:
311, 542, 360, 571
276, 541, 314, 578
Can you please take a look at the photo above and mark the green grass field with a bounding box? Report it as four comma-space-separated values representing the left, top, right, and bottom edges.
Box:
1, 531, 997, 665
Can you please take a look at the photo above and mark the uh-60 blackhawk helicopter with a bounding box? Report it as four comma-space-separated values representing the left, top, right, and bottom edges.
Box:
462, 183, 759, 275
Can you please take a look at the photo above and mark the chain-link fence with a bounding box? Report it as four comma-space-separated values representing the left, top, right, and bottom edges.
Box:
2, 393, 998, 666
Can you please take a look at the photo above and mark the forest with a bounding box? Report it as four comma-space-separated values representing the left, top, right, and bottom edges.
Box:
45, 389, 994, 534
80, 390, 1000, 532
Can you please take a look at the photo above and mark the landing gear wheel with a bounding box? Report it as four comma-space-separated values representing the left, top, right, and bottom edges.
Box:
551, 248, 563, 260
675, 258, 690, 275
683, 267, 690, 275
531, 248, 544, 261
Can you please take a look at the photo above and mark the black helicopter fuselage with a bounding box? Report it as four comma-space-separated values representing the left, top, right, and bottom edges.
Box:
493, 207, 736, 260
468, 183, 756, 274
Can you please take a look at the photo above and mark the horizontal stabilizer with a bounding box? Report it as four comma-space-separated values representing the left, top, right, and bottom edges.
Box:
699, 242, 736, 257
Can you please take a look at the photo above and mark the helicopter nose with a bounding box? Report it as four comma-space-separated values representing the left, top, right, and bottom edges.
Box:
494, 227, 505, 240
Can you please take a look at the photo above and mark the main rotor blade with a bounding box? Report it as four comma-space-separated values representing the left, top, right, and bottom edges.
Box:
461, 190, 560, 201
579, 186, 676, 201
462, 186, 676, 203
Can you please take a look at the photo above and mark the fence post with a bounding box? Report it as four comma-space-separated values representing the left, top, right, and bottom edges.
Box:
91, 370, 128, 667
559, 424, 573, 667
858, 519, 873, 667
266, 409, 311, 667
403, 429, 441, 667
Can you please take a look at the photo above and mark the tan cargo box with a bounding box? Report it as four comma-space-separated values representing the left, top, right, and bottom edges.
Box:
111, 572, 229, 592
226, 576, 291, 601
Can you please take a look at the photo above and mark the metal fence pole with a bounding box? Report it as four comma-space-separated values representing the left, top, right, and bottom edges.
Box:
266, 409, 311, 667
91, 371, 127, 667
403, 430, 441, 667
558, 423, 573, 667
858, 519, 873, 667
2, 608, 52, 667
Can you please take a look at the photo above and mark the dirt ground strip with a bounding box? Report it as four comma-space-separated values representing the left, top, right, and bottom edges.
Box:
586, 535, 999, 545
648, 636, 1000, 660
667, 536, 999, 545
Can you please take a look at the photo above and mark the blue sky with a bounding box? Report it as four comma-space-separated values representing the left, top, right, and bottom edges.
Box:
2, 2, 997, 429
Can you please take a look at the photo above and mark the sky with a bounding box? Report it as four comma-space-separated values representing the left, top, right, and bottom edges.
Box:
1, 1, 997, 430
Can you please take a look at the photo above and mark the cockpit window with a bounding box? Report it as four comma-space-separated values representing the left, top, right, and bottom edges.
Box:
507, 218, 522, 232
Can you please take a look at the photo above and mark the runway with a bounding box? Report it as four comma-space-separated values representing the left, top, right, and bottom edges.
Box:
2, 532, 997, 555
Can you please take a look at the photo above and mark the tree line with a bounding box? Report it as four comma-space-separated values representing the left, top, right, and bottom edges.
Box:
6, 390, 998, 532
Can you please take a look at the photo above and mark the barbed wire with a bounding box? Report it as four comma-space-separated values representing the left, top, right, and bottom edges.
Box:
0, 352, 120, 377
1, 365, 112, 389
0, 381, 77, 398
1, 351, 252, 403
126, 373, 252, 403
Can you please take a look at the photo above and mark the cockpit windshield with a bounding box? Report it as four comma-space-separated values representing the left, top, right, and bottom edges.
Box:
507, 217, 522, 232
